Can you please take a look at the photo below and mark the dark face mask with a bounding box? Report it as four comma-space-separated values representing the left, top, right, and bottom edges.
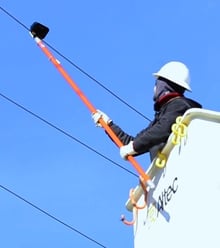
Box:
153, 77, 185, 102
153, 78, 174, 101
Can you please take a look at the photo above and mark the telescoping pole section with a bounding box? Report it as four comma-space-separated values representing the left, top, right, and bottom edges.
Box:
29, 22, 154, 188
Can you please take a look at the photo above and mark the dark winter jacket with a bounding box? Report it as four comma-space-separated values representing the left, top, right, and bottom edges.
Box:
109, 94, 202, 161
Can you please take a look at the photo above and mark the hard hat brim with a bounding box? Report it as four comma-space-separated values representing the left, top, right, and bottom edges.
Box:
153, 73, 192, 92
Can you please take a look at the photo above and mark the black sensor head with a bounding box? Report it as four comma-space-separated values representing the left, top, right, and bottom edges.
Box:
30, 22, 49, 39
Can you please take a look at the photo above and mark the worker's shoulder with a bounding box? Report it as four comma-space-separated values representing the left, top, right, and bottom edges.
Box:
171, 96, 202, 109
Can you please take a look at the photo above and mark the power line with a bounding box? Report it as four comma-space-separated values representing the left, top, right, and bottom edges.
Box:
45, 42, 151, 121
0, 6, 142, 246
0, 4, 147, 177
0, 91, 135, 248
0, 92, 138, 178
0, 91, 136, 247
0, 6, 29, 31
0, 5, 151, 122
0, 184, 107, 248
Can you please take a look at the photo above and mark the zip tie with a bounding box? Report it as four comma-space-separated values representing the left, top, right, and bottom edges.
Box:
171, 116, 187, 145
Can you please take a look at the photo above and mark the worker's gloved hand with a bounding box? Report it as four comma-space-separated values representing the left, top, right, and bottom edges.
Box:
120, 141, 137, 160
92, 109, 112, 127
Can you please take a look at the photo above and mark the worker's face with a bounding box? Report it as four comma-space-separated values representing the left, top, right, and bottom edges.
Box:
153, 78, 171, 101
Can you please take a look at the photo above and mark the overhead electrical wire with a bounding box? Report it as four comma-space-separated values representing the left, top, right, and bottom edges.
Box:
45, 44, 152, 122
0, 92, 138, 178
0, 6, 29, 31
0, 5, 145, 247
0, 5, 151, 122
0, 93, 115, 248
0, 184, 107, 248
0, 5, 142, 177
0, 90, 138, 246
0, 91, 122, 248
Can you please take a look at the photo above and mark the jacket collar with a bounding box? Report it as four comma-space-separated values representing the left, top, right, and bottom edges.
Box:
154, 92, 183, 111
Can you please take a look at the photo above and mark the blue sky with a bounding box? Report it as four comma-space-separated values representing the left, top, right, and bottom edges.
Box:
0, 1, 219, 247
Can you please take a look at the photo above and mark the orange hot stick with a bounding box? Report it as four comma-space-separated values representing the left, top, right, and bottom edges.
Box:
30, 23, 154, 188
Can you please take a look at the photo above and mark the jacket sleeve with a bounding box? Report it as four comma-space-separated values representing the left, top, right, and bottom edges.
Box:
132, 99, 191, 153
108, 97, 198, 154
108, 122, 135, 145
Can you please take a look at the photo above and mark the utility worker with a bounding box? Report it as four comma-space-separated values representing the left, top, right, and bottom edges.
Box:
92, 61, 202, 161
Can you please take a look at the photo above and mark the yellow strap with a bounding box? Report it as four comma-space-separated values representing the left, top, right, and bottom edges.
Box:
155, 152, 167, 168
155, 116, 187, 169
171, 116, 187, 145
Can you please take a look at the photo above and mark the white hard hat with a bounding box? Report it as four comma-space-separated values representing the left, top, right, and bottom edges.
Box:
153, 61, 191, 91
